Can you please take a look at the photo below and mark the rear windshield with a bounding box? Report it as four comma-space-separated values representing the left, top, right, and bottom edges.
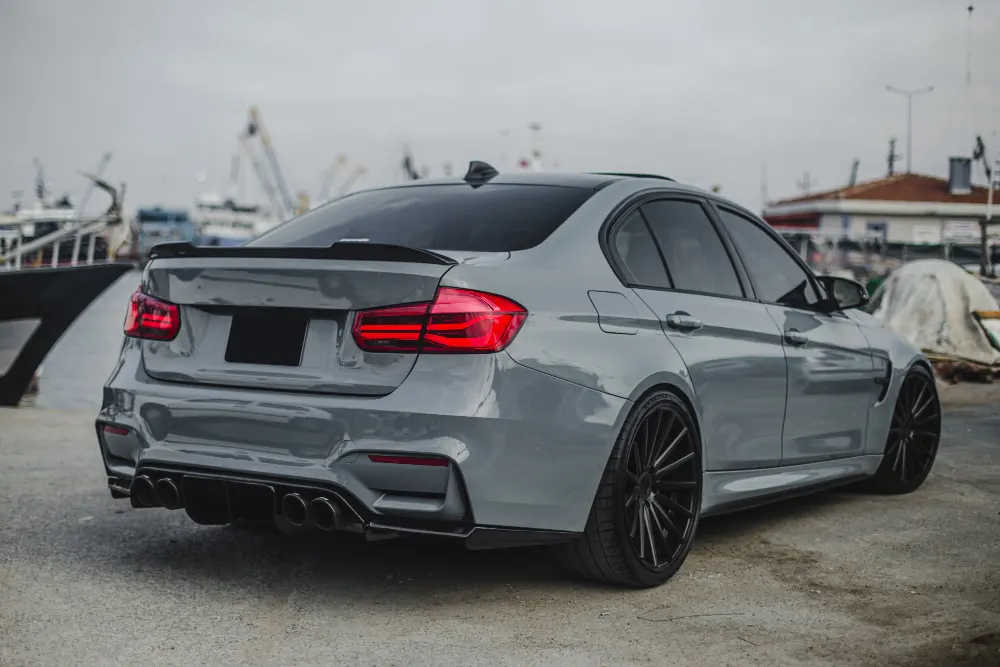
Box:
248, 183, 594, 252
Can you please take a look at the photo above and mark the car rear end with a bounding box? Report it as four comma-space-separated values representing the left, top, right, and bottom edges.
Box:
95, 180, 629, 545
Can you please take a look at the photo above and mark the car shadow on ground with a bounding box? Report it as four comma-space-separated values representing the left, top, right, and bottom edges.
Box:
88, 486, 865, 602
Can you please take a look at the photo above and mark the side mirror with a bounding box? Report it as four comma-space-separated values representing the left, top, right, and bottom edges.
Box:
817, 276, 870, 311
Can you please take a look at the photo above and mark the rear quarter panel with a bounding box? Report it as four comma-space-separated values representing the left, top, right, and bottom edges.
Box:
439, 179, 701, 436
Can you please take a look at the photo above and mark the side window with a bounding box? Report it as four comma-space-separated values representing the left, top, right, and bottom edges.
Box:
639, 200, 743, 298
716, 208, 822, 310
611, 210, 671, 288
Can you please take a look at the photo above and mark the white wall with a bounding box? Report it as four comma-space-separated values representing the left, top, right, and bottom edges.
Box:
816, 213, 984, 245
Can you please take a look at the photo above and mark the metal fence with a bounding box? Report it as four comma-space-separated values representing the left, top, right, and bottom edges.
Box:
779, 232, 1000, 283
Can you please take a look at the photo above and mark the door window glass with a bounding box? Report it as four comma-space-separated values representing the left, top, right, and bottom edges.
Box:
716, 208, 822, 309
640, 200, 743, 298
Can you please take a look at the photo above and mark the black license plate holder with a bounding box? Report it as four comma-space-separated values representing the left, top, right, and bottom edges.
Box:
225, 309, 309, 367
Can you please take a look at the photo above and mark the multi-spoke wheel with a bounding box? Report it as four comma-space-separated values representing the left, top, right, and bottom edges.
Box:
868, 365, 941, 494
553, 389, 702, 587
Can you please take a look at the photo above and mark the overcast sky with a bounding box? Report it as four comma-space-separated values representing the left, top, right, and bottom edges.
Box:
1, 0, 998, 216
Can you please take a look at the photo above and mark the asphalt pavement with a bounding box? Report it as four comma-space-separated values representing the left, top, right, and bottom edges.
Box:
1, 385, 998, 667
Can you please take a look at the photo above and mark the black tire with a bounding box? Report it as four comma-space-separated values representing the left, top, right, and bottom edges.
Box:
553, 389, 702, 587
867, 364, 941, 494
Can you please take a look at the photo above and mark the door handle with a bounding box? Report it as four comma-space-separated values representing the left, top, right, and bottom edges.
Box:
784, 329, 808, 346
666, 313, 702, 331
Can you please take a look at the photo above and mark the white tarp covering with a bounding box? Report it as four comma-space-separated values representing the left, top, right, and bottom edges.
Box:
868, 259, 1000, 366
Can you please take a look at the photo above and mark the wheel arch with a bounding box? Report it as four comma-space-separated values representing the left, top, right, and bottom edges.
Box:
624, 373, 704, 455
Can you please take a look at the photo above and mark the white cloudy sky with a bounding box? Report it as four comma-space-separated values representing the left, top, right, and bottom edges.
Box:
1, 0, 998, 215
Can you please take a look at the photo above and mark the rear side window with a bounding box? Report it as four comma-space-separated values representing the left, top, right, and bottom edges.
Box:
640, 200, 744, 298
248, 184, 594, 252
612, 211, 671, 288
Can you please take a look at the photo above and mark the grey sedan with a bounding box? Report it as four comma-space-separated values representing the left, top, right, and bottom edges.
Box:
95, 164, 939, 587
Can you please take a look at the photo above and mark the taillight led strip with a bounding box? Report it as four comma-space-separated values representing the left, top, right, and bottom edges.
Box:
352, 287, 527, 354
124, 289, 181, 341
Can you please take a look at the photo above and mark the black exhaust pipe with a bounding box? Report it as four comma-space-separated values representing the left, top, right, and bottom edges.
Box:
130, 475, 156, 507
281, 493, 308, 527
155, 477, 182, 510
310, 497, 342, 532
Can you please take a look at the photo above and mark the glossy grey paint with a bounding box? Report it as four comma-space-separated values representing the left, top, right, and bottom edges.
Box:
100, 339, 628, 532
587, 291, 639, 335
97, 175, 930, 535
766, 305, 879, 464
634, 290, 787, 470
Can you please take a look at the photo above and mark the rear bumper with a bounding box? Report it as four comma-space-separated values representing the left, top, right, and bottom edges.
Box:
96, 341, 629, 534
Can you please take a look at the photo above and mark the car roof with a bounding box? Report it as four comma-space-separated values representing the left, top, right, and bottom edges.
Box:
366, 170, 687, 192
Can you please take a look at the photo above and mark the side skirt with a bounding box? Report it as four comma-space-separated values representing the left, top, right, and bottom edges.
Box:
700, 455, 882, 518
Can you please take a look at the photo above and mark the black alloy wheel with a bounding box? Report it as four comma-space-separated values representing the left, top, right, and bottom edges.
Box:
869, 365, 941, 494
554, 389, 702, 587
622, 401, 700, 570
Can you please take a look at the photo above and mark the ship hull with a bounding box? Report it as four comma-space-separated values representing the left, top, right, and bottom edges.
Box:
0, 262, 132, 406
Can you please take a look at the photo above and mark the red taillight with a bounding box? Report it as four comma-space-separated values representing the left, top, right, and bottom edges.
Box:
103, 425, 130, 436
351, 302, 430, 353
123, 290, 181, 341
352, 287, 527, 354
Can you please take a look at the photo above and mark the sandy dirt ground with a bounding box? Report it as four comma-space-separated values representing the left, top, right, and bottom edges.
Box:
0, 384, 997, 667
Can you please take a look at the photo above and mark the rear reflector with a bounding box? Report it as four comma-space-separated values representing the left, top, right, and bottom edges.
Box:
103, 425, 130, 436
124, 289, 181, 341
368, 454, 450, 467
352, 287, 526, 354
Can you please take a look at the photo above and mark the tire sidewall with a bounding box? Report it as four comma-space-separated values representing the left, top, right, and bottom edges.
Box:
613, 390, 703, 587
874, 365, 940, 492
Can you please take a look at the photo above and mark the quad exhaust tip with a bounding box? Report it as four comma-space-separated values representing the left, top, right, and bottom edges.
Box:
155, 477, 182, 510
281, 493, 309, 527
130, 475, 156, 507
310, 497, 342, 532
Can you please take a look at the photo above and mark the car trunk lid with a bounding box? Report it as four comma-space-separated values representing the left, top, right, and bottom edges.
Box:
139, 242, 458, 396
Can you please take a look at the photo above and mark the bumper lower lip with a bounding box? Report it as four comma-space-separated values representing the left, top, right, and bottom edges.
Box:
106, 465, 577, 549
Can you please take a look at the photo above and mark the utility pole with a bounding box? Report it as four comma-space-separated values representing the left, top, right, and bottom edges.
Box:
885, 84, 934, 173
887, 138, 900, 176
796, 172, 815, 195
528, 122, 543, 172
848, 158, 860, 187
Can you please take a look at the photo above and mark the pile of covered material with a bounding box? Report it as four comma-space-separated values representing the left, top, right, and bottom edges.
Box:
867, 259, 1000, 370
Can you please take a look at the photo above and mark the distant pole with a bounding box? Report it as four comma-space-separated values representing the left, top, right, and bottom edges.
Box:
796, 171, 815, 195
887, 138, 900, 176
528, 122, 542, 172
966, 5, 975, 143
759, 162, 769, 212
886, 85, 934, 173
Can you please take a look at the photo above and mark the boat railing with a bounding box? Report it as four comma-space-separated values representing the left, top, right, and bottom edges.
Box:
0, 215, 118, 271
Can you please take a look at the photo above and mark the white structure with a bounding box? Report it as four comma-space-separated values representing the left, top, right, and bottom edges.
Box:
764, 158, 997, 247
192, 193, 277, 246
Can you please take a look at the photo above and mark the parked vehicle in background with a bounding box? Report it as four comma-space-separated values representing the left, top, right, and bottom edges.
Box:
95, 165, 940, 587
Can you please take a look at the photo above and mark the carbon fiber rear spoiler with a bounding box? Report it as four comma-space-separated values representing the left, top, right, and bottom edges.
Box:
146, 241, 458, 266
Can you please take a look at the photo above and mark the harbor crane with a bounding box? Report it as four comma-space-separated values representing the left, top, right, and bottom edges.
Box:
239, 106, 298, 220
337, 165, 368, 197
317, 154, 350, 203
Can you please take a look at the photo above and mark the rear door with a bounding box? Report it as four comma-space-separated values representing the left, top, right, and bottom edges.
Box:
712, 205, 878, 464
611, 197, 788, 471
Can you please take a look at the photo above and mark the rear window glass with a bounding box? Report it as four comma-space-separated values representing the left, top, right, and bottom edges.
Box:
248, 184, 595, 252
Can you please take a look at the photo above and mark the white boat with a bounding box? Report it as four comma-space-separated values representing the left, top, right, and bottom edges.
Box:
193, 194, 277, 247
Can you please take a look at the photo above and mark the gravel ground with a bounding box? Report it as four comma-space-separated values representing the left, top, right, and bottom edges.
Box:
1, 386, 998, 667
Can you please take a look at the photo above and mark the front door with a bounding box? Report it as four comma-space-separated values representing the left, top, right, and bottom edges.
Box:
713, 205, 878, 464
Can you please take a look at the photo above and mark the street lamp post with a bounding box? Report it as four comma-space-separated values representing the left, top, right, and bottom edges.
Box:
885, 85, 934, 173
